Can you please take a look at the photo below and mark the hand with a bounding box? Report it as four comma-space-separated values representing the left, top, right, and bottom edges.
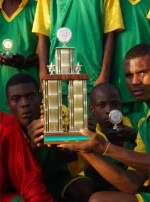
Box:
88, 116, 96, 132
58, 129, 108, 154
27, 119, 45, 147
116, 125, 137, 142
94, 74, 109, 87
0, 53, 26, 68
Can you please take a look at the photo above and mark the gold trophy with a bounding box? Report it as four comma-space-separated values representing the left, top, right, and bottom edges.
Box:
1, 39, 13, 58
43, 28, 89, 144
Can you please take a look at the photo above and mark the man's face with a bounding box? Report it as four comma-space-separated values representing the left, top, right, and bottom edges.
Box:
90, 89, 122, 129
124, 55, 150, 102
7, 83, 41, 128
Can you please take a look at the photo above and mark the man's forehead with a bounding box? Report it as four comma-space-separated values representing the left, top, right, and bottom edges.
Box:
8, 83, 37, 95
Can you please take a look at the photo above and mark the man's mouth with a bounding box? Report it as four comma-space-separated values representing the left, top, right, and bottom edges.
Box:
22, 111, 33, 118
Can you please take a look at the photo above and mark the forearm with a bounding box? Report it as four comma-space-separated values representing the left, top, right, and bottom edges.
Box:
80, 152, 145, 193
100, 32, 115, 79
23, 54, 39, 68
38, 34, 50, 76
105, 143, 150, 174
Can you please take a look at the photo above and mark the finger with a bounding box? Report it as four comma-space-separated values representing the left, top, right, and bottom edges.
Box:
34, 135, 44, 144
80, 128, 95, 139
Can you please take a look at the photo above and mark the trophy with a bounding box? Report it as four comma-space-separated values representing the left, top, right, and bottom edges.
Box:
43, 27, 89, 144
1, 39, 13, 58
106, 109, 122, 135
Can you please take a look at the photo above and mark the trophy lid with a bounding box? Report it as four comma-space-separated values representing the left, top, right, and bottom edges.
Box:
57, 27, 72, 46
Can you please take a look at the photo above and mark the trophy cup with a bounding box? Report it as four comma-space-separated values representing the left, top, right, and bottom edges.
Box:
106, 109, 122, 135
43, 27, 89, 144
1, 39, 13, 58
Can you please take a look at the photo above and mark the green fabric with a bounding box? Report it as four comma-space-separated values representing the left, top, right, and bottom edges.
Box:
138, 112, 150, 153
0, 0, 39, 113
126, 112, 145, 133
38, 146, 78, 200
49, 0, 104, 94
138, 193, 150, 202
111, 0, 150, 104
11, 195, 22, 202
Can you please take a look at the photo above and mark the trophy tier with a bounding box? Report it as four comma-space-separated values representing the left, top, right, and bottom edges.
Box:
43, 45, 89, 144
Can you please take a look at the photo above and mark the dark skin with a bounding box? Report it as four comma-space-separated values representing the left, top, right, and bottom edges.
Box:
6, 82, 96, 202
0, 0, 38, 69
6, 83, 41, 134
90, 85, 136, 146
58, 55, 150, 202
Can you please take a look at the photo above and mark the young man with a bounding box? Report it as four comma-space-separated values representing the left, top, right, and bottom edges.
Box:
0, 111, 53, 202
0, 0, 39, 113
84, 82, 141, 190
110, 0, 150, 116
6, 73, 96, 202
32, 0, 124, 106
58, 44, 150, 202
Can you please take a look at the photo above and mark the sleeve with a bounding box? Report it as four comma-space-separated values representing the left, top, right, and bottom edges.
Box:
104, 0, 124, 33
32, 0, 50, 36
6, 116, 53, 202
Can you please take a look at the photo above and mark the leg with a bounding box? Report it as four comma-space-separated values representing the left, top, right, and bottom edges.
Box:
64, 177, 97, 202
89, 191, 138, 202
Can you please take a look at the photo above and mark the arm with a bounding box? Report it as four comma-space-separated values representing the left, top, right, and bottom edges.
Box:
0, 53, 38, 68
59, 129, 150, 174
94, 32, 114, 86
38, 34, 50, 88
80, 152, 147, 194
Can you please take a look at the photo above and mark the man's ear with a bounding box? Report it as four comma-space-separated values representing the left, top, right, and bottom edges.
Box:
89, 104, 94, 114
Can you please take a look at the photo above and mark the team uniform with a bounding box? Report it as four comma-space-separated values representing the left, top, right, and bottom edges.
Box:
110, 0, 150, 115
0, 0, 39, 113
32, 0, 124, 103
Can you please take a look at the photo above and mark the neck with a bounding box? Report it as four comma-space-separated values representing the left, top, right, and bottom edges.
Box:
146, 100, 150, 109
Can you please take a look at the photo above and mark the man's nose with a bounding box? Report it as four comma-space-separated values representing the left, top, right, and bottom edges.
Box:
20, 97, 30, 107
132, 74, 142, 84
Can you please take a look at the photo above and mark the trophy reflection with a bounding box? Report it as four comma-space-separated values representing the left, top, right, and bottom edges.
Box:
43, 28, 89, 144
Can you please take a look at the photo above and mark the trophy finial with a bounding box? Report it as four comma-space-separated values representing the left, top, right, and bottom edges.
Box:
47, 62, 55, 75
75, 62, 82, 74
57, 27, 72, 47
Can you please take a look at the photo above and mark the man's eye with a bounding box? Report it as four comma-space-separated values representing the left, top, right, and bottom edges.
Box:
125, 73, 133, 78
98, 103, 105, 108
11, 97, 19, 102
27, 93, 36, 99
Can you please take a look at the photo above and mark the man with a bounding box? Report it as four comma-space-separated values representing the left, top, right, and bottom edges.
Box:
32, 0, 124, 108
0, 111, 53, 202
58, 44, 150, 202
6, 73, 96, 202
110, 0, 150, 116
0, 0, 39, 113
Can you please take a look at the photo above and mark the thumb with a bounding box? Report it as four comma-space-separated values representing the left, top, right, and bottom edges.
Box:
80, 128, 95, 139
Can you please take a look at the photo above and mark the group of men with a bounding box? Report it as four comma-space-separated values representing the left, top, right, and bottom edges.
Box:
1, 43, 150, 202
0, 0, 150, 201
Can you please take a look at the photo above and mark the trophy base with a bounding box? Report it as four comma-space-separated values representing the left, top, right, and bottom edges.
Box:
0, 52, 13, 59
44, 131, 90, 144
